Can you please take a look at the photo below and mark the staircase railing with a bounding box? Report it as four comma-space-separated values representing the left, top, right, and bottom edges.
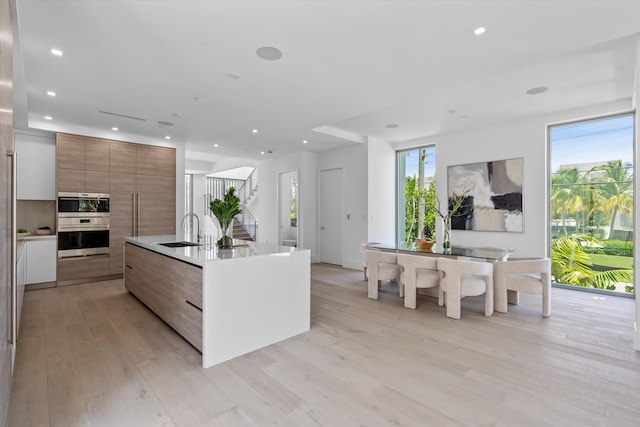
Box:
236, 167, 259, 205
204, 168, 259, 241
238, 208, 258, 242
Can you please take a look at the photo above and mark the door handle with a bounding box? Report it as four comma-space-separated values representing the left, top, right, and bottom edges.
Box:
321, 227, 326, 230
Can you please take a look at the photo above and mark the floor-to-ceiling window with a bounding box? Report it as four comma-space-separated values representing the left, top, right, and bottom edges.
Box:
549, 113, 634, 297
397, 145, 436, 248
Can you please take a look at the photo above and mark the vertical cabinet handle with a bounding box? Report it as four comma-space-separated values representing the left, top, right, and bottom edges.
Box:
136, 194, 141, 235
132, 193, 136, 236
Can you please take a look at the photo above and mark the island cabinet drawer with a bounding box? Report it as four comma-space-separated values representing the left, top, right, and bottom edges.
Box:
125, 244, 172, 322
182, 271, 202, 310
125, 242, 203, 352
164, 256, 203, 351
178, 300, 203, 351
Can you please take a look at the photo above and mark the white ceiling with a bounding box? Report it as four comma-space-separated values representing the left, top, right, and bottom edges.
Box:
12, 0, 640, 170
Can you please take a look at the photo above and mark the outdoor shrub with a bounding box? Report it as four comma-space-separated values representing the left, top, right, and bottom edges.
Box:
603, 240, 633, 257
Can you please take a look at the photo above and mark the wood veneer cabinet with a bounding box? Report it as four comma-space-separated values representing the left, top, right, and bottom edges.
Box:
108, 143, 176, 274
124, 243, 203, 351
56, 133, 177, 279
57, 255, 110, 281
56, 133, 110, 193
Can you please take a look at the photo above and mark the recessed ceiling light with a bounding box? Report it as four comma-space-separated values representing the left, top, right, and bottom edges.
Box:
51, 48, 63, 56
165, 136, 171, 140
526, 86, 548, 95
302, 140, 308, 144
385, 123, 399, 129
112, 127, 118, 131
46, 91, 56, 97
252, 129, 258, 134
256, 46, 283, 61
44, 116, 52, 120
473, 27, 486, 36
260, 151, 265, 155
213, 143, 219, 148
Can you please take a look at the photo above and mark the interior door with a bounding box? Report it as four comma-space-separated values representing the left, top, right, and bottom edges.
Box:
320, 168, 344, 265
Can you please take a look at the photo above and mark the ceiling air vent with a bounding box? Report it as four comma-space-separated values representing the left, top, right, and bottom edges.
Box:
98, 110, 147, 121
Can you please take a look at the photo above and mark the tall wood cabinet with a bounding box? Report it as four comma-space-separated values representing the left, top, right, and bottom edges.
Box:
56, 133, 177, 279
108, 141, 176, 274
57, 133, 110, 193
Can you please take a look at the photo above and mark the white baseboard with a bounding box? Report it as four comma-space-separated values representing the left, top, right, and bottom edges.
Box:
343, 258, 363, 270
310, 257, 363, 271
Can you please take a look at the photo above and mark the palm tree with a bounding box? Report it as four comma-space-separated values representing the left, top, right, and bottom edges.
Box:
588, 160, 633, 239
551, 167, 588, 234
551, 234, 633, 290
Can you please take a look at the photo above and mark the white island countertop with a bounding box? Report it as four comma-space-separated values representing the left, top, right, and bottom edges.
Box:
125, 234, 311, 368
125, 234, 303, 266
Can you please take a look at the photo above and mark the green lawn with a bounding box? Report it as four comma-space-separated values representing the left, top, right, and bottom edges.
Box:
589, 253, 633, 269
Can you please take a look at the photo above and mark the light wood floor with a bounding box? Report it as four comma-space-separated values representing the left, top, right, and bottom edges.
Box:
8, 263, 640, 426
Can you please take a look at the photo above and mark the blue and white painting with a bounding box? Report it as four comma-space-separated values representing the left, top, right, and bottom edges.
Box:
447, 157, 523, 232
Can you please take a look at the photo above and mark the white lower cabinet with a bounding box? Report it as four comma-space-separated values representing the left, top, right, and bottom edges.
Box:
25, 239, 57, 284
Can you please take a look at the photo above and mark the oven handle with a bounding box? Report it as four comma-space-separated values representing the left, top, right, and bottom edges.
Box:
58, 226, 110, 232
58, 253, 110, 260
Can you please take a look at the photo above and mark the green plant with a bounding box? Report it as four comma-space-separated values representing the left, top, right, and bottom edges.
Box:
17, 228, 28, 233
209, 187, 242, 248
551, 234, 633, 291
403, 177, 436, 246
434, 188, 471, 248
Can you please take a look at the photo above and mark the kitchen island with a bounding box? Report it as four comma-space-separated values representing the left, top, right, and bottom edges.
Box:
124, 235, 310, 368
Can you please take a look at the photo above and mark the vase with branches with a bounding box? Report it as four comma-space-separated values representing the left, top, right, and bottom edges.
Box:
434, 189, 472, 249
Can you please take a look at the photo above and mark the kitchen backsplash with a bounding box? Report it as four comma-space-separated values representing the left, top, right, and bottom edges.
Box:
17, 200, 56, 234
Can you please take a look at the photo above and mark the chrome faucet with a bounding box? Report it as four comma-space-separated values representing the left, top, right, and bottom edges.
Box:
181, 212, 201, 243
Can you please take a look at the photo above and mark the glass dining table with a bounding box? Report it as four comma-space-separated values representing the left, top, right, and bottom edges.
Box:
365, 242, 514, 261
364, 242, 515, 303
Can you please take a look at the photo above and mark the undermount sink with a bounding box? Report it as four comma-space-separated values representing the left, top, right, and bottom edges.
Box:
158, 241, 202, 248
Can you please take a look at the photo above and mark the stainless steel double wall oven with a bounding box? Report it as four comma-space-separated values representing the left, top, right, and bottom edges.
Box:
57, 192, 110, 258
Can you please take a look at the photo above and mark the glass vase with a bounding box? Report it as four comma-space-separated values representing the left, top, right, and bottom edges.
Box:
442, 216, 451, 250
217, 222, 233, 249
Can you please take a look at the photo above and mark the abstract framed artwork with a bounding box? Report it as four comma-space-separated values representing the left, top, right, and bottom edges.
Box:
447, 157, 523, 232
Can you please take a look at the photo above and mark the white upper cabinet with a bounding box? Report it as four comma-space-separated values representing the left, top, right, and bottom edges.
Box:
15, 132, 56, 200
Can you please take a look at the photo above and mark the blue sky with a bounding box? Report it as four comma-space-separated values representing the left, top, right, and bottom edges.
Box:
403, 145, 436, 179
402, 114, 634, 179
550, 114, 634, 173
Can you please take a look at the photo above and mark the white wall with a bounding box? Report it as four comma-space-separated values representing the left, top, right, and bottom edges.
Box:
395, 100, 632, 258
367, 137, 396, 245
317, 143, 368, 269
257, 151, 318, 260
